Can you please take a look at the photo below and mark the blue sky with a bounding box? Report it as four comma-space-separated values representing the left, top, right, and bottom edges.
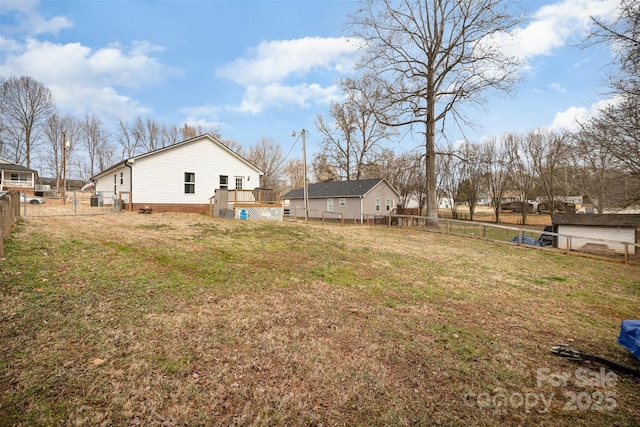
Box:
0, 0, 621, 159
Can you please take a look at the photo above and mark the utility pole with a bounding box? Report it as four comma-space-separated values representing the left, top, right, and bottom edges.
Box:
61, 131, 71, 204
292, 129, 309, 221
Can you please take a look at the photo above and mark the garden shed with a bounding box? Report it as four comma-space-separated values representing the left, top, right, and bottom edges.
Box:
552, 214, 640, 255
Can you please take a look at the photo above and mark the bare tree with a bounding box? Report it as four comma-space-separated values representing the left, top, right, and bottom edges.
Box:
581, 0, 640, 207
457, 141, 484, 220
246, 137, 284, 190
83, 114, 114, 178
588, 0, 640, 98
504, 133, 536, 224
525, 129, 569, 214
363, 149, 420, 208
483, 137, 509, 223
0, 76, 55, 167
43, 114, 84, 188
283, 159, 305, 191
316, 74, 395, 180
312, 153, 340, 183
437, 143, 463, 218
350, 0, 521, 225
131, 117, 161, 153
117, 119, 137, 159
572, 119, 622, 212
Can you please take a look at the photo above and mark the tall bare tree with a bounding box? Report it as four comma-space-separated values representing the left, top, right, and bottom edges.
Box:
0, 76, 55, 167
350, 0, 521, 225
316, 74, 395, 180
246, 137, 284, 190
581, 0, 640, 207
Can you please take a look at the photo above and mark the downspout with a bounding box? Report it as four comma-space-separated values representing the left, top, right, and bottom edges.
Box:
125, 159, 133, 211
360, 195, 364, 223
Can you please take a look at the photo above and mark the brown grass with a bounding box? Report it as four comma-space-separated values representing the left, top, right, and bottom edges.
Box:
0, 212, 638, 426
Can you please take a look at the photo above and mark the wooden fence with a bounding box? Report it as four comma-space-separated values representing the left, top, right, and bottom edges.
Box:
0, 190, 20, 258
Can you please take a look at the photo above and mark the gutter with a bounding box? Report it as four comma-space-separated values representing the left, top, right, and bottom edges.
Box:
125, 159, 133, 210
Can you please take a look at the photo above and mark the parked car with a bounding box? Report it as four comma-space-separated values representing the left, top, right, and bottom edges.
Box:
539, 225, 554, 247
21, 193, 45, 204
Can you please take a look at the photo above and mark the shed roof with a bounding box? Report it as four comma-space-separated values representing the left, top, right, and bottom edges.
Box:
553, 213, 640, 228
283, 178, 398, 199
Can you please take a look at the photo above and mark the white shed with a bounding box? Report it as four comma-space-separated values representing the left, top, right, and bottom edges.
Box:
552, 214, 640, 255
91, 134, 262, 213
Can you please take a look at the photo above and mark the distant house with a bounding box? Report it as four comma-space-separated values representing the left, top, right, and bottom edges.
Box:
91, 134, 263, 213
283, 178, 401, 221
552, 213, 640, 255
0, 157, 38, 194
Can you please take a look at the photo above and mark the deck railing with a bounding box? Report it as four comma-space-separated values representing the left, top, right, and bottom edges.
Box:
228, 189, 281, 205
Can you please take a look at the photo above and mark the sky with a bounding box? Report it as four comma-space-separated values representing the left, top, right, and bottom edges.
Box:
0, 0, 622, 162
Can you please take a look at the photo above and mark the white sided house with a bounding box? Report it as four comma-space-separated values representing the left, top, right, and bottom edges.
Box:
92, 134, 262, 213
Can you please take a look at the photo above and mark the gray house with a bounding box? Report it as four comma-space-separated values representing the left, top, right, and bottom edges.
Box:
283, 178, 401, 221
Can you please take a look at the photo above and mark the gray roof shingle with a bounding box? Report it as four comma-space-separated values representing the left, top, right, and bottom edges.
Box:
283, 178, 386, 199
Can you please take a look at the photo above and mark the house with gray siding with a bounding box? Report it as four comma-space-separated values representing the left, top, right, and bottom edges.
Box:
283, 178, 400, 221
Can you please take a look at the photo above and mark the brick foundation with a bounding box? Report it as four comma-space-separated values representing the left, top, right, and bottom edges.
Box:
130, 203, 211, 214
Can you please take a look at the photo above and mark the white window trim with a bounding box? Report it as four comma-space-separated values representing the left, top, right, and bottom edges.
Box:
327, 198, 334, 211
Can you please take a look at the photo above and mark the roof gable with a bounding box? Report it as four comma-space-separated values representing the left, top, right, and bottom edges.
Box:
0, 157, 36, 173
283, 178, 399, 199
92, 133, 262, 180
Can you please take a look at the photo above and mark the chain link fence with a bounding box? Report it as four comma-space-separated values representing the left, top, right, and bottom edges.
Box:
21, 191, 120, 217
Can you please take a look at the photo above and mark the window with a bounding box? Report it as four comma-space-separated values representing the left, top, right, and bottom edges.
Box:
184, 172, 195, 194
375, 198, 380, 211
235, 177, 243, 190
120, 172, 123, 185
327, 198, 334, 211
220, 175, 228, 190
114, 174, 117, 184
10, 173, 28, 182
339, 198, 346, 207
386, 199, 393, 211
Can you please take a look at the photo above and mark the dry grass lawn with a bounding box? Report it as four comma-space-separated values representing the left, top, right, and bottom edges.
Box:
0, 212, 639, 426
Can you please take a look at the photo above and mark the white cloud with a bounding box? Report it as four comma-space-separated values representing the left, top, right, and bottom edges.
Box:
214, 37, 358, 114
549, 96, 621, 131
508, 0, 618, 60
549, 82, 567, 93
216, 37, 359, 86
0, 0, 72, 36
0, 38, 178, 122
235, 83, 340, 114
179, 105, 226, 130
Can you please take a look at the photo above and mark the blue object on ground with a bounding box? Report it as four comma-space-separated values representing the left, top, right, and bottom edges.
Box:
618, 320, 640, 361
510, 234, 543, 247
